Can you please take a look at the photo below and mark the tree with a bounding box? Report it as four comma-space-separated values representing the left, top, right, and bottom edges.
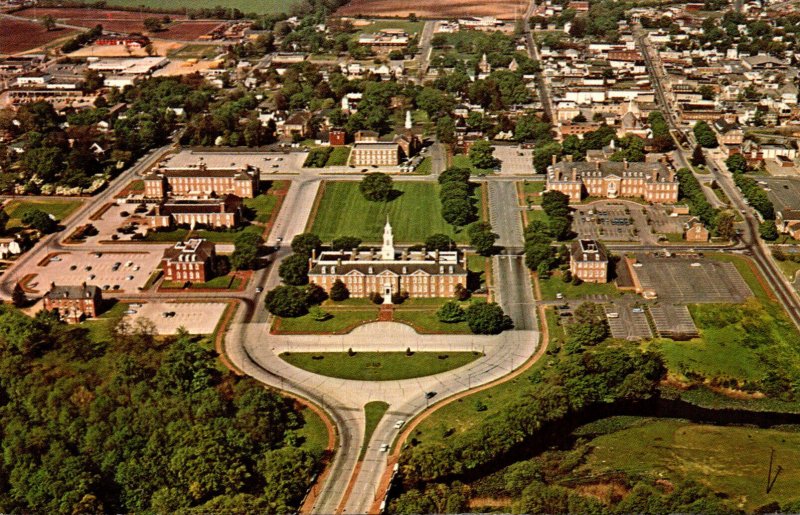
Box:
693, 121, 718, 148
725, 153, 748, 174
290, 233, 321, 259
435, 115, 456, 144
264, 285, 309, 317
436, 301, 466, 323
465, 301, 512, 334
22, 209, 57, 234
438, 167, 471, 185
760, 220, 778, 241
425, 233, 454, 251
359, 172, 393, 202
330, 279, 349, 301
231, 232, 262, 270
469, 139, 496, 169
144, 17, 164, 32
525, 242, 554, 271
11, 283, 26, 307
541, 190, 571, 218
691, 145, 706, 167
533, 142, 562, 174
278, 254, 309, 285
442, 197, 474, 227
715, 210, 736, 241
331, 236, 362, 251
41, 14, 56, 31
468, 222, 498, 256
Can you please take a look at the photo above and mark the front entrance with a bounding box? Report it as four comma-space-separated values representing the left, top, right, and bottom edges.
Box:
383, 285, 393, 304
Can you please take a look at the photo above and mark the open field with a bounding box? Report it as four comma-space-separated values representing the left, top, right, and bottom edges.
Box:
309, 181, 481, 244
22, 0, 295, 15
0, 19, 77, 55
537, 270, 621, 301
576, 417, 800, 511
275, 309, 380, 334
4, 198, 82, 228
279, 351, 482, 381
337, 0, 525, 20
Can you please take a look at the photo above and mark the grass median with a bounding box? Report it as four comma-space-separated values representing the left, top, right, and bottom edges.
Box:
279, 351, 483, 381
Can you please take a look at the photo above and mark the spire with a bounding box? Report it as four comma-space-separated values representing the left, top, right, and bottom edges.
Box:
405, 110, 412, 130
381, 216, 394, 260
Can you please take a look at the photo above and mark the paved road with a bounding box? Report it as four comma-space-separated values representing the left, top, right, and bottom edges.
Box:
414, 21, 436, 81
488, 181, 525, 249
523, 2, 555, 120
429, 141, 447, 177
493, 255, 537, 331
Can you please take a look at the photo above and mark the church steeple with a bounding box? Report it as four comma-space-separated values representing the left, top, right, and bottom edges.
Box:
381, 215, 395, 260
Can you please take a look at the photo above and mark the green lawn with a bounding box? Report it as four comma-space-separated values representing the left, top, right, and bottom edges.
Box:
143, 224, 261, 243
275, 309, 379, 334
162, 275, 242, 290
75, 0, 296, 13
244, 193, 279, 224
279, 351, 482, 381
297, 407, 330, 457
577, 417, 800, 511
362, 401, 390, 459
358, 19, 424, 35
521, 180, 545, 205
309, 181, 481, 244
414, 157, 432, 175
326, 147, 351, 167
169, 44, 221, 59
393, 309, 472, 334
5, 199, 82, 228
452, 154, 494, 175
775, 257, 800, 280
537, 270, 620, 301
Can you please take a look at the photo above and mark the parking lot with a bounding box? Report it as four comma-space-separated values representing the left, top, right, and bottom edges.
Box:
759, 177, 800, 212
572, 202, 648, 242
494, 145, 534, 175
122, 301, 228, 335
32, 251, 162, 293
631, 256, 752, 303
604, 302, 653, 340
649, 304, 699, 339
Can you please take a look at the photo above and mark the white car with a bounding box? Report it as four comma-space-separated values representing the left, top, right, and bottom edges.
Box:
379, 444, 389, 452
394, 420, 405, 429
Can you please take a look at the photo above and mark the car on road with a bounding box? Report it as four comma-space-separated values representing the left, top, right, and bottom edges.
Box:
394, 420, 405, 429
85, 266, 92, 271
379, 444, 389, 452
425, 391, 436, 399
124, 309, 137, 315
255, 287, 263, 293
632, 307, 644, 314
556, 293, 564, 299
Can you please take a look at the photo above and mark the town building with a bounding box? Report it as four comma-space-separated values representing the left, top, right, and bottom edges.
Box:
43, 283, 102, 323
147, 195, 243, 229
684, 219, 710, 242
546, 158, 678, 203
95, 34, 150, 48
308, 219, 467, 303
569, 239, 608, 283
143, 162, 259, 200
161, 239, 217, 283
329, 128, 346, 146
349, 142, 400, 167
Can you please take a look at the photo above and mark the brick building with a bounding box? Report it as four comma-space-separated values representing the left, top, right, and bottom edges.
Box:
546, 158, 678, 203
570, 239, 608, 283
43, 283, 102, 323
161, 239, 217, 283
143, 162, 259, 200
308, 219, 467, 303
349, 142, 400, 167
147, 195, 243, 229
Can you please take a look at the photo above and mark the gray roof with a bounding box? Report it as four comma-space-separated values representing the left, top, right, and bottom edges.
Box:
45, 284, 100, 300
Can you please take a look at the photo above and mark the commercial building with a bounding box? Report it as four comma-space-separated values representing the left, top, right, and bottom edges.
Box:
161, 239, 217, 283
547, 158, 678, 203
43, 283, 102, 323
308, 219, 467, 303
569, 239, 608, 283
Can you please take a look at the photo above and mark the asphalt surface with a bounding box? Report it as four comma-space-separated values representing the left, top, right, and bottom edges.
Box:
488, 181, 525, 249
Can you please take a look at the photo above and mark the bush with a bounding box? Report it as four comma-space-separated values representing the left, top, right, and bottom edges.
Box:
330, 279, 350, 301
437, 301, 466, 323
264, 285, 309, 318
368, 292, 384, 305
465, 301, 513, 334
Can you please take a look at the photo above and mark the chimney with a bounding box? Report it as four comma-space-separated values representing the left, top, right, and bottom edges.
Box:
623, 159, 629, 170
402, 248, 409, 260
351, 247, 358, 259
566, 154, 573, 163
571, 167, 577, 181
652, 169, 658, 182
337, 258, 342, 266
668, 169, 674, 182
435, 249, 440, 262
555, 168, 561, 181
551, 154, 558, 166
595, 161, 600, 171
311, 248, 317, 261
